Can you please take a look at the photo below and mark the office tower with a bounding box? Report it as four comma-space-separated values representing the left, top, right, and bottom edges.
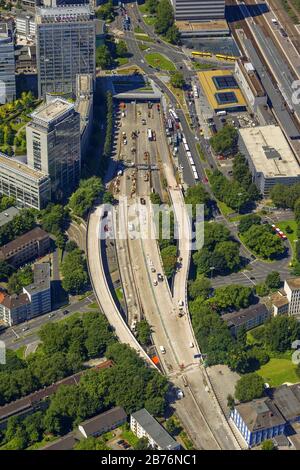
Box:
26, 98, 81, 199
36, 4, 96, 97
0, 23, 16, 103
173, 0, 225, 21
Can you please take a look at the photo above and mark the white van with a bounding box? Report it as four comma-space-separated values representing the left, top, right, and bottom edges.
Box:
160, 345, 166, 354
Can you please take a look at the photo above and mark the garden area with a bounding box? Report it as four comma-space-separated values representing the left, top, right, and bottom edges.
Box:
0, 92, 40, 156
144, 52, 176, 71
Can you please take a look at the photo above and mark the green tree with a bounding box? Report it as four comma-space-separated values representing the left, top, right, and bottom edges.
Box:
0, 260, 13, 281
154, 0, 174, 35
238, 214, 261, 234
161, 245, 177, 278
145, 0, 159, 14
261, 439, 275, 450
165, 417, 181, 436
134, 437, 151, 450
116, 40, 128, 58
150, 192, 161, 205
212, 285, 253, 311
74, 437, 110, 450
136, 320, 152, 346
96, 0, 114, 21
188, 275, 211, 300
265, 271, 281, 290
264, 316, 300, 352
255, 283, 269, 297
40, 203, 69, 236
235, 373, 265, 402
165, 24, 181, 44
170, 72, 185, 89
242, 225, 285, 260
68, 177, 103, 218
227, 394, 235, 410
214, 240, 241, 271
210, 125, 238, 155
96, 44, 113, 69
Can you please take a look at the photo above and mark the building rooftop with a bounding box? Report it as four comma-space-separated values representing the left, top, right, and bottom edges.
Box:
239, 125, 300, 178
0, 227, 49, 258
0, 152, 48, 182
36, 4, 93, 23
41, 433, 77, 450
176, 19, 229, 32
268, 384, 300, 422
24, 262, 51, 296
0, 207, 19, 228
285, 277, 300, 290
235, 397, 285, 432
236, 59, 265, 98
131, 408, 179, 450
30, 98, 74, 126
222, 303, 268, 328
0, 22, 8, 38
79, 407, 127, 437
0, 293, 30, 310
197, 69, 247, 111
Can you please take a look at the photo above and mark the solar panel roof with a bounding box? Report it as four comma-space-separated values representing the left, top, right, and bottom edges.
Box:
215, 91, 238, 104
213, 75, 238, 90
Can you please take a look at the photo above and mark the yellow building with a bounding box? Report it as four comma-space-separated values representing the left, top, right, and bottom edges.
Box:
197, 69, 247, 112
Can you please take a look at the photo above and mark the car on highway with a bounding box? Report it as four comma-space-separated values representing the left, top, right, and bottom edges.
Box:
63, 310, 69, 315
176, 389, 184, 399
140, 197, 146, 205
48, 313, 54, 318
153, 279, 158, 286
157, 273, 164, 282
189, 342, 194, 348
22, 326, 29, 332
151, 267, 156, 273
178, 299, 184, 309
160, 345, 166, 354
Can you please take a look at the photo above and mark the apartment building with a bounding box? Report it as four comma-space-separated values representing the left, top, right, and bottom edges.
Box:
172, 0, 225, 21
23, 263, 51, 318
0, 292, 31, 326
36, 4, 96, 97
0, 23, 16, 103
0, 153, 51, 210
222, 304, 270, 338
131, 409, 180, 450
78, 407, 127, 439
0, 227, 50, 268
26, 98, 81, 199
284, 278, 300, 319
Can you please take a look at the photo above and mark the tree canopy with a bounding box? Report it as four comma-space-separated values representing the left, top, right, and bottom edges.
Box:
68, 177, 103, 218
210, 125, 238, 155
235, 373, 265, 402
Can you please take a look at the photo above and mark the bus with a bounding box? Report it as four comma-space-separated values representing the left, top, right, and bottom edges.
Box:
169, 108, 179, 122
147, 128, 153, 141
184, 143, 190, 152
215, 54, 238, 62
167, 118, 173, 130
193, 169, 199, 181
191, 51, 212, 58
182, 135, 187, 145
189, 157, 194, 165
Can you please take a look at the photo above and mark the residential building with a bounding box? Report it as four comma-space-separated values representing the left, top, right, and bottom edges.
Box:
78, 407, 127, 439
15, 12, 36, 39
26, 98, 81, 199
231, 398, 286, 447
222, 304, 270, 337
36, 4, 96, 97
0, 207, 20, 228
41, 433, 78, 450
271, 291, 289, 317
239, 125, 300, 196
130, 408, 180, 450
0, 227, 50, 268
284, 278, 300, 319
0, 152, 51, 210
23, 263, 51, 318
0, 292, 31, 326
0, 23, 16, 103
234, 59, 267, 112
172, 0, 225, 21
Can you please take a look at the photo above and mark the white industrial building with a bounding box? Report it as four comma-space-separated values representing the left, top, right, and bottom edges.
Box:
239, 125, 300, 196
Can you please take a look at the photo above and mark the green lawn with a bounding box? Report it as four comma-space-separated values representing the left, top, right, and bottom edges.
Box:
143, 16, 156, 26
89, 302, 99, 309
15, 345, 26, 360
134, 33, 155, 43
138, 43, 150, 51
115, 57, 129, 67
115, 287, 124, 301
193, 62, 214, 70
134, 25, 145, 34
217, 200, 235, 217
144, 53, 176, 71
257, 357, 300, 387
120, 427, 139, 447
196, 142, 206, 162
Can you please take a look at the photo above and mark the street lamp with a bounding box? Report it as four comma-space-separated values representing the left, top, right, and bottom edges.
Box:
209, 266, 215, 279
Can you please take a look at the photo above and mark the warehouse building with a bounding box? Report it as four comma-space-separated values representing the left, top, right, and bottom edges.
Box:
239, 125, 300, 196
197, 70, 247, 113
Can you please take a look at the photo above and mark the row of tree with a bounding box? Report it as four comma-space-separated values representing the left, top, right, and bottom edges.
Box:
153, 0, 181, 44
210, 170, 251, 213
0, 208, 36, 246
0, 342, 168, 450
0, 311, 115, 407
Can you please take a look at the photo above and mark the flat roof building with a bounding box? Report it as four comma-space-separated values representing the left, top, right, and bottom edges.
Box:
36, 4, 96, 97
131, 408, 180, 450
197, 69, 247, 112
172, 0, 225, 22
23, 262, 51, 319
234, 59, 267, 112
175, 19, 229, 37
0, 152, 51, 210
239, 125, 300, 196
0, 23, 16, 103
26, 98, 81, 199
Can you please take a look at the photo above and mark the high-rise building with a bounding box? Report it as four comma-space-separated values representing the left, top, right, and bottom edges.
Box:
0, 23, 16, 103
26, 98, 81, 199
172, 0, 225, 21
36, 4, 96, 97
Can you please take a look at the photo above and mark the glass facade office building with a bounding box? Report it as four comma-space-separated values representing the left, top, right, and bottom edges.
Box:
36, 5, 95, 97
